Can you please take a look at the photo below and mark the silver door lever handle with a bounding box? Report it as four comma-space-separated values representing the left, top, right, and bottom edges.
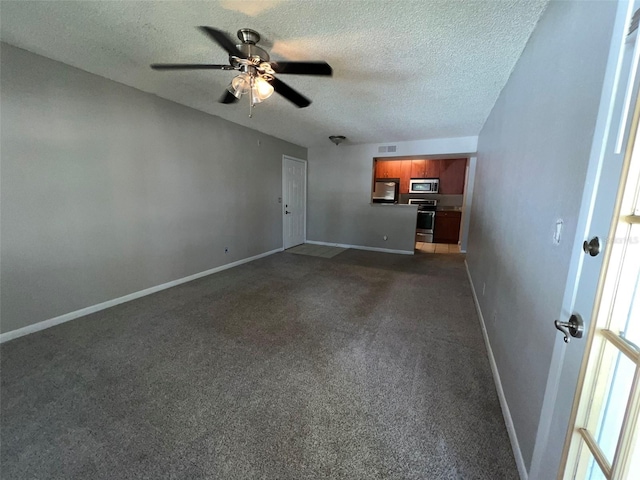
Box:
554, 314, 584, 343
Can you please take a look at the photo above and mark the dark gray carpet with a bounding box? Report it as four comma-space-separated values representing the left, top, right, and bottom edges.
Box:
1, 250, 518, 479
286, 243, 348, 258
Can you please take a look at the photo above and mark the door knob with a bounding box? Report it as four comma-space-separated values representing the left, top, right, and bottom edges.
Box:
583, 237, 600, 257
554, 314, 584, 343
285, 210, 291, 215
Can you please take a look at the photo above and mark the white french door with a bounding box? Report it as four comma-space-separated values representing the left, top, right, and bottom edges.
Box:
561, 63, 640, 480
530, 2, 640, 479
282, 156, 306, 249
554, 2, 640, 478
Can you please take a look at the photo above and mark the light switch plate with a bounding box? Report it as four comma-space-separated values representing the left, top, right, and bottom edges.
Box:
553, 219, 563, 245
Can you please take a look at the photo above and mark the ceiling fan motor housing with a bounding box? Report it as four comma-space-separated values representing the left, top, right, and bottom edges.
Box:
233, 43, 270, 65
237, 28, 260, 44
232, 29, 269, 65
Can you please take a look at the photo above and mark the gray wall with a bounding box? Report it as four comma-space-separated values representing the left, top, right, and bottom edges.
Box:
0, 44, 306, 334
308, 137, 477, 252
466, 0, 616, 472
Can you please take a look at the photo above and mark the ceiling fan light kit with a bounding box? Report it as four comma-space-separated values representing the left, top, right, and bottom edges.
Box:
228, 72, 251, 98
151, 26, 332, 117
227, 71, 273, 99
252, 76, 275, 103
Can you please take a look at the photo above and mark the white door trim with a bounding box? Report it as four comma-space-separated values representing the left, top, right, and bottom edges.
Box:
460, 155, 477, 253
282, 155, 307, 249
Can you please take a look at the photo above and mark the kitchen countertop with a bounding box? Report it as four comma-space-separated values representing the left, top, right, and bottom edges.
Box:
369, 203, 462, 211
370, 203, 418, 207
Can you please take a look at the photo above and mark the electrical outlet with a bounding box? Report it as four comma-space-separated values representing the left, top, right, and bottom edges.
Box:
383, 235, 388, 241
224, 247, 228, 253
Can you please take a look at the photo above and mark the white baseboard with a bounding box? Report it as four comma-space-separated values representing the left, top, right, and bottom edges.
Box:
305, 240, 414, 255
0, 248, 283, 344
464, 260, 528, 480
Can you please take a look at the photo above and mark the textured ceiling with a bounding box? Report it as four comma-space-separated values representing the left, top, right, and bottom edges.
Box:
0, 0, 548, 148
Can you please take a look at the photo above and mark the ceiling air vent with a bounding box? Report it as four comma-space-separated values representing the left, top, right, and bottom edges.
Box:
378, 145, 397, 153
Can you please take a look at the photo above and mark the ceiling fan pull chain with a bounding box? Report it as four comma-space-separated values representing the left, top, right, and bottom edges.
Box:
249, 76, 254, 118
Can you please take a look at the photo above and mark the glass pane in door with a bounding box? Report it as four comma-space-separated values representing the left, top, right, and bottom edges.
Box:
586, 455, 607, 480
624, 132, 640, 215
589, 340, 637, 463
627, 433, 640, 477
611, 223, 640, 347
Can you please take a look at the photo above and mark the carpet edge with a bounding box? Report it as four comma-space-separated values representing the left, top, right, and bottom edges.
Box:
305, 240, 414, 255
0, 248, 284, 343
465, 259, 528, 480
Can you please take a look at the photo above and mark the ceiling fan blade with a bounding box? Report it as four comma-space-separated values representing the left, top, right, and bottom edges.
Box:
220, 90, 239, 104
151, 64, 233, 70
269, 77, 311, 108
199, 26, 244, 58
269, 61, 332, 76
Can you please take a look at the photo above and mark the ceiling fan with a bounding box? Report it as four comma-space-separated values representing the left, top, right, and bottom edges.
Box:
151, 26, 332, 115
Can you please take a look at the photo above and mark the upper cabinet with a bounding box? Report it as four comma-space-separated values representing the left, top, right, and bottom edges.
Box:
375, 157, 467, 195
410, 159, 426, 178
376, 160, 412, 193
424, 161, 440, 178
438, 158, 467, 194
409, 159, 442, 179
400, 160, 412, 194
375, 160, 402, 179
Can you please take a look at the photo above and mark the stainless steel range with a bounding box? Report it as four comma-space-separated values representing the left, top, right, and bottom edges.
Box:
408, 199, 437, 243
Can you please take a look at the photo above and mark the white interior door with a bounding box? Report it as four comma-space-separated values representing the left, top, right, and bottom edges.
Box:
529, 2, 640, 478
282, 156, 306, 249
565, 135, 640, 477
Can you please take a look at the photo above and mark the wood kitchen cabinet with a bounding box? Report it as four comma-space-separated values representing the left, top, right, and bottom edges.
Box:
399, 160, 412, 193
410, 159, 426, 178
375, 160, 388, 178
424, 160, 440, 178
375, 157, 467, 195
410, 159, 440, 179
438, 158, 467, 194
433, 210, 462, 244
375, 160, 402, 179
376, 160, 413, 193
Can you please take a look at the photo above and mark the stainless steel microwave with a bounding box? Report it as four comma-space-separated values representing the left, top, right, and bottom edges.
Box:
409, 178, 439, 193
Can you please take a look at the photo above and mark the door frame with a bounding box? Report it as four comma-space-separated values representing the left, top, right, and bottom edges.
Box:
460, 155, 477, 253
529, 1, 636, 477
282, 155, 307, 250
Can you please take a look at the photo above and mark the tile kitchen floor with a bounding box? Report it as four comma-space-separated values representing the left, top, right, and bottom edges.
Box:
415, 242, 461, 254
